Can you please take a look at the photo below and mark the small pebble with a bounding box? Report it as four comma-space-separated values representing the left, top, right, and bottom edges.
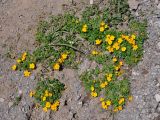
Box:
0, 98, 4, 102
154, 94, 160, 102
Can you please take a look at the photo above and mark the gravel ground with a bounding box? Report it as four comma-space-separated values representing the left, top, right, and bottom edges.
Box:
0, 0, 160, 120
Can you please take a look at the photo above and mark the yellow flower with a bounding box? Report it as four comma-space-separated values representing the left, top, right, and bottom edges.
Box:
100, 27, 105, 32
49, 93, 52, 97
118, 106, 123, 111
112, 57, 117, 62
53, 63, 60, 70
29, 91, 35, 97
95, 39, 102, 45
24, 70, 31, 77
91, 50, 99, 55
107, 39, 113, 45
61, 53, 68, 60
46, 102, 51, 108
29, 63, 35, 69
76, 20, 79, 24
119, 61, 123, 66
101, 102, 108, 110
100, 83, 106, 89
107, 77, 112, 82
90, 86, 95, 91
113, 108, 118, 112
21, 52, 27, 61
133, 45, 138, 50
128, 96, 133, 101
106, 100, 111, 106
100, 98, 104, 102
118, 38, 123, 44
12, 65, 17, 71
131, 34, 136, 39
118, 98, 125, 104
106, 46, 114, 53
45, 90, 49, 94
43, 107, 48, 112
91, 91, 98, 97
82, 27, 87, 32
110, 35, 115, 41
83, 24, 87, 28
115, 66, 120, 71
121, 47, 126, 52
45, 93, 49, 97
16, 59, 21, 63
105, 24, 108, 29
51, 104, 57, 111
55, 100, 60, 106
100, 21, 105, 26
108, 73, 113, 78
42, 96, 46, 101
57, 58, 64, 64
104, 81, 108, 86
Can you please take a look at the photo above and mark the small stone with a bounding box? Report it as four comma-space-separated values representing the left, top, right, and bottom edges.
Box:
157, 3, 160, 9
155, 94, 160, 102
128, 0, 139, 10
8, 102, 14, 108
0, 98, 4, 102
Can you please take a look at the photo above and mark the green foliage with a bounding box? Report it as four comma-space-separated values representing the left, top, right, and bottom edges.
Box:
33, 78, 65, 107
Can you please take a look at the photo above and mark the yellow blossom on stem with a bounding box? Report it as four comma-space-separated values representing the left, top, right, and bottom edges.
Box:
118, 38, 123, 44
49, 93, 52, 97
53, 63, 60, 70
82, 27, 87, 32
46, 102, 51, 108
43, 107, 48, 112
133, 45, 138, 50
112, 57, 117, 62
131, 34, 136, 39
24, 70, 31, 77
101, 101, 108, 110
100, 21, 105, 26
118, 98, 125, 105
42, 96, 46, 101
91, 91, 98, 97
51, 104, 57, 111
105, 24, 108, 28
100, 83, 106, 89
118, 106, 123, 111
100, 27, 105, 32
12, 64, 17, 71
100, 98, 104, 102
113, 108, 118, 112
128, 96, 133, 101
91, 50, 99, 55
107, 76, 112, 82
16, 59, 22, 63
29, 91, 35, 97
95, 39, 102, 45
90, 86, 95, 91
29, 63, 35, 69
106, 100, 111, 106
61, 53, 68, 60
121, 47, 126, 52
119, 61, 123, 66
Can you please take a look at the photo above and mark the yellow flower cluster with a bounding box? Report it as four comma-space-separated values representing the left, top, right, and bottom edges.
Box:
121, 34, 138, 51
91, 91, 98, 97
29, 91, 35, 97
106, 73, 113, 82
53, 53, 68, 70
82, 24, 88, 33
11, 52, 36, 77
41, 90, 53, 102
101, 99, 111, 110
95, 39, 102, 45
91, 50, 99, 55
43, 100, 60, 112
100, 21, 108, 32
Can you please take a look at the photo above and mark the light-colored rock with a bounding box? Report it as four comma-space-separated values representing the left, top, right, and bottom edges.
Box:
155, 94, 160, 102
157, 3, 160, 9
8, 102, 14, 108
128, 0, 139, 10
0, 98, 4, 102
